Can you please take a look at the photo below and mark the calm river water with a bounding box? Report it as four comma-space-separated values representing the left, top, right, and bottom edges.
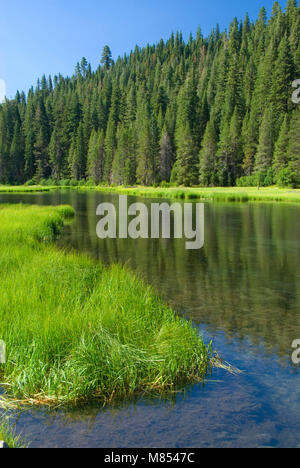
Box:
0, 190, 299, 448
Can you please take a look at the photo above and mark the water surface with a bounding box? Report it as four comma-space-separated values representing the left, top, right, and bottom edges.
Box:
1, 190, 299, 448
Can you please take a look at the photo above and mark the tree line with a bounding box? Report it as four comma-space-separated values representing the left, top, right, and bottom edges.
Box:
1, 0, 300, 188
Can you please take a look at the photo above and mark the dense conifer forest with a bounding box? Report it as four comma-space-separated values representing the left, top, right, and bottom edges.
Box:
1, 0, 300, 187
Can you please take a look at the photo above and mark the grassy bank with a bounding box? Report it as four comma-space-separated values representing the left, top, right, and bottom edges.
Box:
2, 184, 300, 203
87, 185, 300, 203
0, 204, 211, 406
3, 184, 300, 203
0, 185, 56, 193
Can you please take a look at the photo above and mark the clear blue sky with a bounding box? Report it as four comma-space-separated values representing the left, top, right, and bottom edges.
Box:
0, 0, 288, 99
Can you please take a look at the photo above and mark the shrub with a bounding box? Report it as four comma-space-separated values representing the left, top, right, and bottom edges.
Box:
236, 170, 273, 188
236, 175, 258, 187
276, 168, 300, 188
78, 179, 87, 186
58, 179, 71, 186
263, 168, 274, 187
24, 179, 36, 186
37, 178, 58, 187
39, 178, 48, 186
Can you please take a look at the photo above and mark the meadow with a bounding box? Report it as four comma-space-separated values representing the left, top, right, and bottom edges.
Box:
89, 185, 300, 203
2, 184, 300, 204
0, 204, 211, 406
0, 185, 54, 193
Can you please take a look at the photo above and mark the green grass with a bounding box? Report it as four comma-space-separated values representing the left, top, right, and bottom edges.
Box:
82, 185, 300, 203
0, 415, 27, 448
0, 204, 211, 406
0, 185, 56, 193
2, 184, 300, 203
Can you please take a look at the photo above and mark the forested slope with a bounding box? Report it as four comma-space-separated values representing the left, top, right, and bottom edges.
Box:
0, 0, 300, 187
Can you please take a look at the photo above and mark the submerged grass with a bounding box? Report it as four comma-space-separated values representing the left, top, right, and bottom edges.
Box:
0, 204, 211, 406
0, 414, 27, 448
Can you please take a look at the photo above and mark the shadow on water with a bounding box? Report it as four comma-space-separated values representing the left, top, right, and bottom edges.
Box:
0, 190, 300, 447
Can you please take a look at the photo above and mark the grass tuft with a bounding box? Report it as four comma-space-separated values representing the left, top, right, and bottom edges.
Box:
0, 204, 211, 406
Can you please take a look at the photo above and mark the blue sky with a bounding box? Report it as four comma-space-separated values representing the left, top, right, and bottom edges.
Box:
0, 0, 288, 100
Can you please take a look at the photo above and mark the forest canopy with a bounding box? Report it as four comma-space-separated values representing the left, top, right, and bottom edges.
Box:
1, 0, 300, 188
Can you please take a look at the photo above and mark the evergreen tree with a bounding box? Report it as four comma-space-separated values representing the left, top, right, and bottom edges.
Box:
176, 124, 199, 186
242, 112, 257, 175
87, 129, 106, 184
136, 101, 159, 185
24, 99, 36, 180
69, 123, 86, 180
112, 126, 136, 185
271, 34, 293, 136
33, 98, 50, 178
10, 119, 24, 184
49, 127, 65, 179
217, 108, 242, 186
175, 74, 199, 146
104, 83, 120, 182
159, 129, 174, 182
0, 105, 10, 183
199, 119, 218, 186
101, 46, 113, 70
254, 107, 274, 174
288, 107, 300, 175
273, 115, 290, 177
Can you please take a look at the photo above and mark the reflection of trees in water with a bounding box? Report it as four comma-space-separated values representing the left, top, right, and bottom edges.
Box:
60, 192, 300, 362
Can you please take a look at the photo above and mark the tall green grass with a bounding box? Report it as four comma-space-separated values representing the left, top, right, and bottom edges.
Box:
0, 204, 211, 406
0, 185, 55, 193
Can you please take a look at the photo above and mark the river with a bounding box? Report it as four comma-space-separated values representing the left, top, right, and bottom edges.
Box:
0, 190, 299, 448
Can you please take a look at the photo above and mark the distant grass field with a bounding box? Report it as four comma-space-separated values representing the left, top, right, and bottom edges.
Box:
2, 184, 300, 203
0, 204, 211, 406
0, 185, 55, 193
88, 185, 300, 203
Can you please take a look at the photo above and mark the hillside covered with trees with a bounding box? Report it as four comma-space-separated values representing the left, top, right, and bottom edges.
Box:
1, 0, 300, 188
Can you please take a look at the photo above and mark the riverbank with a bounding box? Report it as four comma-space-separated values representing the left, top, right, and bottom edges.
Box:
2, 184, 300, 203
86, 186, 300, 203
0, 204, 212, 406
0, 185, 54, 193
